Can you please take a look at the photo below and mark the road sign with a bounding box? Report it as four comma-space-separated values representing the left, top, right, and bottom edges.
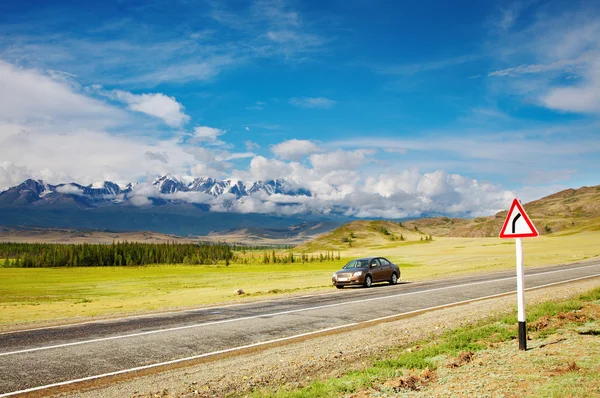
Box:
499, 199, 539, 239
499, 198, 539, 351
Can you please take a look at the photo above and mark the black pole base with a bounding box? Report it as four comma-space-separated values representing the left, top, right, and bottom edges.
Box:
518, 321, 527, 351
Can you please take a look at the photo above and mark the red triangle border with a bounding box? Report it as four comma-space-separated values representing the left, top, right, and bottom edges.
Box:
499, 198, 539, 239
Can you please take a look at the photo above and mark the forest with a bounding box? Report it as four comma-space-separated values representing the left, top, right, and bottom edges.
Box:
0, 242, 233, 267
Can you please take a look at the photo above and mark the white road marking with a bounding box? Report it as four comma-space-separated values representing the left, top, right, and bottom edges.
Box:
1, 263, 599, 357
1, 272, 598, 398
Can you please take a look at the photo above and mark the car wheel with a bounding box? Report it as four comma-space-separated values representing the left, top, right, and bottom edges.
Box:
390, 273, 398, 285
336, 285, 344, 289
364, 275, 372, 288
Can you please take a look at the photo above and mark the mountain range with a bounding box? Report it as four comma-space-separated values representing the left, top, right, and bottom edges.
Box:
0, 175, 312, 208
0, 176, 342, 236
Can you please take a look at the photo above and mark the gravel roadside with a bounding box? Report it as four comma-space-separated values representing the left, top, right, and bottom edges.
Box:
56, 277, 600, 398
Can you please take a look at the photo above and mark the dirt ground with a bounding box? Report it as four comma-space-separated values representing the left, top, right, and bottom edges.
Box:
52, 277, 600, 398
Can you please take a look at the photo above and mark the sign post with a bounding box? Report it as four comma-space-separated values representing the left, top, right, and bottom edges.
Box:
499, 199, 539, 351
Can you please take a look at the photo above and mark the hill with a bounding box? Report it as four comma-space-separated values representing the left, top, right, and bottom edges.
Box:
401, 185, 600, 238
297, 185, 600, 248
296, 219, 431, 252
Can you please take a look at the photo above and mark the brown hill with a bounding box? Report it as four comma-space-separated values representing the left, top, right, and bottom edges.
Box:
405, 185, 600, 237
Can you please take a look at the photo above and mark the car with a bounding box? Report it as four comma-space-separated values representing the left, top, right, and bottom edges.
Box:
332, 257, 400, 288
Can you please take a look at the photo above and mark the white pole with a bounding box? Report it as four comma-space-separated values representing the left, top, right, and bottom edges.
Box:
516, 237, 526, 350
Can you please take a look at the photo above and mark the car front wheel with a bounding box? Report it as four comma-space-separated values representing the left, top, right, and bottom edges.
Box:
363, 275, 372, 288
390, 273, 398, 285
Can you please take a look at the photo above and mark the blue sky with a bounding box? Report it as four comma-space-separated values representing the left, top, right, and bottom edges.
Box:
1, 0, 599, 217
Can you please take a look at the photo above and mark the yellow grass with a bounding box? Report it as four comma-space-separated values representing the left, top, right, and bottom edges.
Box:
1, 231, 599, 330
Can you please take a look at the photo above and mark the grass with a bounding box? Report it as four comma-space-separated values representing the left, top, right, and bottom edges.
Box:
0, 261, 346, 328
250, 287, 600, 397
1, 230, 600, 328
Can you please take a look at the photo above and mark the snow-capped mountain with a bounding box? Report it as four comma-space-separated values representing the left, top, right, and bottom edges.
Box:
0, 176, 312, 209
0, 177, 337, 236
151, 175, 309, 199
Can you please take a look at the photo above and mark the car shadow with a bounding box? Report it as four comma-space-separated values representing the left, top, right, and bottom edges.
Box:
342, 281, 411, 290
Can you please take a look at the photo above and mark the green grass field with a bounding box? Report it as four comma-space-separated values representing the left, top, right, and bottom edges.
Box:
1, 231, 599, 330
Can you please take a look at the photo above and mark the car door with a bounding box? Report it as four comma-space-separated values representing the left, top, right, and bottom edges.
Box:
369, 258, 385, 282
378, 257, 393, 280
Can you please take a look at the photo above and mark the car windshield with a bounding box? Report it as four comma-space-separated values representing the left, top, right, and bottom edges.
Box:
343, 259, 369, 269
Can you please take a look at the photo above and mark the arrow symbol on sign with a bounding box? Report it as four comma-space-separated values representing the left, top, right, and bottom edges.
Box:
512, 213, 522, 234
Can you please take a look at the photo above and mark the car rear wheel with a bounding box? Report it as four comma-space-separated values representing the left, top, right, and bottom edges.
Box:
363, 275, 372, 288
390, 273, 398, 285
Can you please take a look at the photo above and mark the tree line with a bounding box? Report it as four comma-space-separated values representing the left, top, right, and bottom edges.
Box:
0, 242, 233, 268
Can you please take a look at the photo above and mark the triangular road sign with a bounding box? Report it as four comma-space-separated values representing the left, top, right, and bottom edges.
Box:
499, 198, 539, 238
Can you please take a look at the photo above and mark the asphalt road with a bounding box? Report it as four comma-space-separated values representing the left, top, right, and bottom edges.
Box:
1, 260, 600, 396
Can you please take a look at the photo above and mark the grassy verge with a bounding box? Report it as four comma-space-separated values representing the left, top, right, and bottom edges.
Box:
250, 287, 600, 397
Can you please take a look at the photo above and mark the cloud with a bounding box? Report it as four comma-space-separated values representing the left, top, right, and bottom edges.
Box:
378, 54, 480, 76
486, 6, 600, 114
145, 151, 169, 164
0, 61, 123, 129
55, 184, 85, 195
192, 126, 227, 145
495, 5, 519, 31
309, 149, 376, 172
271, 139, 322, 161
289, 97, 336, 109
540, 61, 600, 113
0, 61, 201, 187
488, 57, 591, 77
101, 89, 190, 127
0, 161, 33, 191
245, 140, 260, 151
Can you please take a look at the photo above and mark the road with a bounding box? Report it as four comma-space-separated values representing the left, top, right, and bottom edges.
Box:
1, 260, 600, 397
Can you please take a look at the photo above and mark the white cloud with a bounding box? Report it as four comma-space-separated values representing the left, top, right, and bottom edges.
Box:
488, 56, 591, 77
271, 139, 321, 161
245, 140, 260, 151
541, 62, 600, 113
0, 161, 33, 191
244, 156, 294, 181
193, 126, 227, 145
309, 149, 376, 172
103, 89, 190, 127
0, 61, 200, 187
0, 61, 123, 128
487, 7, 600, 114
55, 184, 85, 195
289, 97, 336, 109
